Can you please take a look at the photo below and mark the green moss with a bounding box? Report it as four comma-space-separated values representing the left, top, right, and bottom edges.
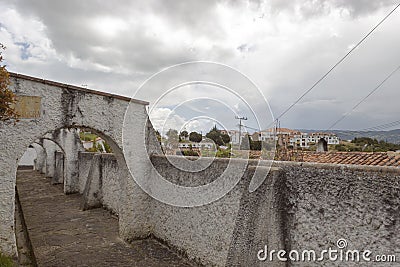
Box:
0, 253, 14, 267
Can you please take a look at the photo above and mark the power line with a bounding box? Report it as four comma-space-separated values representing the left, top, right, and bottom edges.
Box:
359, 119, 400, 132
327, 64, 400, 130
242, 125, 260, 131
274, 3, 400, 122
235, 116, 247, 148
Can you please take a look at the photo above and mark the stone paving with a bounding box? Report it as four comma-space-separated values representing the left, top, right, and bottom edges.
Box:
16, 170, 195, 267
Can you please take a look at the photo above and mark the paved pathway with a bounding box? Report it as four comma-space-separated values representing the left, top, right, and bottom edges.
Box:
16, 170, 194, 267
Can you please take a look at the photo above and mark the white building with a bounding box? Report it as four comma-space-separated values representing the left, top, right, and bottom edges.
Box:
220, 130, 249, 145
252, 128, 299, 142
252, 128, 340, 148
308, 132, 340, 145
178, 142, 214, 149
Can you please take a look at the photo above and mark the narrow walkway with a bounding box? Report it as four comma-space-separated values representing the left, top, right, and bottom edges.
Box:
16, 170, 194, 267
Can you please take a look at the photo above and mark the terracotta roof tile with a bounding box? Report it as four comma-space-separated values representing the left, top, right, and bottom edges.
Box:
292, 152, 400, 167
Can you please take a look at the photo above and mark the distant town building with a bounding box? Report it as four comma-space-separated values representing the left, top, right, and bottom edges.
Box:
220, 130, 249, 145
252, 128, 299, 142
252, 128, 339, 148
178, 142, 214, 149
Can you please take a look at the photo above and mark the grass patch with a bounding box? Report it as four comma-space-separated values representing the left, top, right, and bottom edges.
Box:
0, 252, 14, 267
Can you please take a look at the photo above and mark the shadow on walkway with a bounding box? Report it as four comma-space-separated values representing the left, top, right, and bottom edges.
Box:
16, 170, 194, 267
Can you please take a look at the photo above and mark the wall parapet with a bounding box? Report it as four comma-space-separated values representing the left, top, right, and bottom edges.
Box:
9, 72, 149, 105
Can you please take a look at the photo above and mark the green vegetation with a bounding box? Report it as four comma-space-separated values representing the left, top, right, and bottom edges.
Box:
334, 137, 400, 152
216, 149, 231, 158
80, 132, 112, 153
205, 125, 230, 146
179, 130, 188, 141
166, 129, 178, 141
0, 43, 18, 122
180, 149, 199, 157
189, 131, 202, 142
103, 141, 112, 153
0, 252, 13, 267
155, 130, 162, 143
79, 132, 97, 141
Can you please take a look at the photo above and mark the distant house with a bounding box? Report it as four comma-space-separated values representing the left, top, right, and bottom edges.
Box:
220, 130, 249, 145
252, 128, 339, 148
252, 128, 299, 142
178, 142, 214, 150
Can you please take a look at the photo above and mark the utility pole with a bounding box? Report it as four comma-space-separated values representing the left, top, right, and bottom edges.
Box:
235, 116, 247, 149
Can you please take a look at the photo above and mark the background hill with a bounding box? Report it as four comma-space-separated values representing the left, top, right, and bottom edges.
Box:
299, 129, 400, 144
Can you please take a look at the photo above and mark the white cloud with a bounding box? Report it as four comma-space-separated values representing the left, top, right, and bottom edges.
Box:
0, 0, 399, 130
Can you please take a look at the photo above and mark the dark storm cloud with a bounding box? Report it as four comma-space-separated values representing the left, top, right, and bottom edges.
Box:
7, 0, 232, 72
0, 0, 399, 130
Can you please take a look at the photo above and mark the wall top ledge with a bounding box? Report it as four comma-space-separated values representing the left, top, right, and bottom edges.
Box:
9, 72, 149, 105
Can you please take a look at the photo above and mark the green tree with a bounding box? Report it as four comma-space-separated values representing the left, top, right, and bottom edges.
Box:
166, 129, 179, 141
206, 125, 224, 146
221, 133, 230, 144
189, 131, 202, 142
166, 128, 179, 149
180, 130, 189, 140
0, 43, 18, 122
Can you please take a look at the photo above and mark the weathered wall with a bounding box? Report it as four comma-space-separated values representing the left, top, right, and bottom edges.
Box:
41, 141, 400, 267
52, 128, 86, 194
31, 143, 45, 172
80, 152, 120, 215
148, 156, 284, 266
53, 151, 64, 184
145, 156, 400, 267
78, 152, 96, 194
18, 147, 36, 166
42, 139, 59, 178
274, 161, 400, 267
0, 73, 150, 256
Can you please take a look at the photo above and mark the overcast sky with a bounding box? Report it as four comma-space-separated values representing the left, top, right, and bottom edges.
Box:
0, 0, 399, 133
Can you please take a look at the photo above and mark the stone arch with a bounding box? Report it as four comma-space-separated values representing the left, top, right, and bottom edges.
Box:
0, 73, 151, 256
40, 137, 65, 181
31, 142, 46, 173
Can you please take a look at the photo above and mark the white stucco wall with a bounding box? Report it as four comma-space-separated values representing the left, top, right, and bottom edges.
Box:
0, 73, 150, 256
18, 148, 36, 166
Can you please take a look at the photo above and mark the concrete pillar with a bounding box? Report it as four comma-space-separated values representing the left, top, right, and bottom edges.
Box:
53, 128, 85, 194
53, 151, 64, 184
81, 154, 103, 210
31, 143, 46, 172
42, 139, 57, 178
317, 138, 328, 152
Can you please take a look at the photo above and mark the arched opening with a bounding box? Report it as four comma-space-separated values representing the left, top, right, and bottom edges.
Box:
17, 145, 37, 170
13, 125, 132, 266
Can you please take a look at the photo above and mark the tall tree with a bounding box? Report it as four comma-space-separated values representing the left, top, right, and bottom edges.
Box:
221, 133, 230, 144
206, 125, 224, 146
189, 131, 202, 142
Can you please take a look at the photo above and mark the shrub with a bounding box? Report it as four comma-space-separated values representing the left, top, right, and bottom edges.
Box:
0, 252, 13, 267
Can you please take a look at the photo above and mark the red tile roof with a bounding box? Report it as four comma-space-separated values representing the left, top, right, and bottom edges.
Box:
292, 151, 400, 167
